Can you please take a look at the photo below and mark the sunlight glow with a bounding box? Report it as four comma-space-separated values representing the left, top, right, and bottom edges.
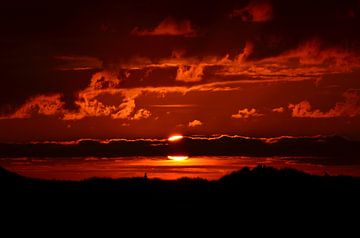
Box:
167, 156, 189, 161
168, 135, 184, 142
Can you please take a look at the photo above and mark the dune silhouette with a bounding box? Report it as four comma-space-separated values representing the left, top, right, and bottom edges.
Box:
1, 165, 359, 201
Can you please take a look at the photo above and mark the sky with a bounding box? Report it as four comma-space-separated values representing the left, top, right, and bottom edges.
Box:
1, 0, 360, 142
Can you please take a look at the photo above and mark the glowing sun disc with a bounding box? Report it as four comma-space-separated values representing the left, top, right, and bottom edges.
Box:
167, 156, 189, 161
168, 135, 184, 142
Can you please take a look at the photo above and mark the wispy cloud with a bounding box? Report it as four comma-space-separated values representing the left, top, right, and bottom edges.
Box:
272, 107, 285, 113
0, 94, 64, 119
289, 90, 360, 118
231, 108, 263, 119
188, 120, 203, 127
131, 109, 151, 120
176, 64, 205, 82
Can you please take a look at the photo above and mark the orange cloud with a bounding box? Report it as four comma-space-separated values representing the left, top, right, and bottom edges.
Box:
188, 120, 203, 127
63, 73, 243, 121
289, 90, 360, 118
231, 0, 273, 22
0, 94, 64, 119
231, 108, 263, 119
131, 109, 151, 120
219, 40, 360, 82
132, 18, 196, 37
6, 39, 359, 122
236, 41, 254, 63
89, 71, 121, 90
176, 64, 205, 82
272, 107, 285, 113
118, 39, 360, 85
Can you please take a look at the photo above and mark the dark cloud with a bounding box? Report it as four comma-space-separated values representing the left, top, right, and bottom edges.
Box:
0, 135, 359, 159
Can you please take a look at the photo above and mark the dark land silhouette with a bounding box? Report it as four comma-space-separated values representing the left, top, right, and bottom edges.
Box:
1, 165, 359, 203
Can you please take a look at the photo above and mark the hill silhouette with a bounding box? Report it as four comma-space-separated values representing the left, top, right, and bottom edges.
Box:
1, 165, 359, 203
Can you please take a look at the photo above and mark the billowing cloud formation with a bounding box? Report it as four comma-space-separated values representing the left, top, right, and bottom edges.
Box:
272, 107, 285, 113
132, 18, 196, 37
132, 109, 151, 120
0, 67, 244, 120
176, 64, 205, 82
0, 94, 64, 119
289, 90, 360, 118
89, 71, 121, 90
230, 0, 273, 22
188, 120, 203, 127
231, 108, 263, 119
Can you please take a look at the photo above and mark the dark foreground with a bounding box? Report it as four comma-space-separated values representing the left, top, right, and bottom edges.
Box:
1, 165, 359, 202
1, 165, 359, 230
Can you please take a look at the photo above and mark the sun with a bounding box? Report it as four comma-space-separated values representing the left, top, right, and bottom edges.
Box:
168, 135, 184, 142
167, 156, 189, 161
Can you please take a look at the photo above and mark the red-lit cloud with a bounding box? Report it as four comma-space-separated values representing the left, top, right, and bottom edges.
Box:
113, 40, 359, 85
230, 0, 273, 22
132, 18, 196, 37
176, 64, 205, 82
0, 94, 64, 119
272, 107, 285, 113
218, 40, 360, 81
2, 38, 360, 124
231, 108, 263, 119
188, 119, 203, 127
131, 109, 151, 120
289, 90, 360, 118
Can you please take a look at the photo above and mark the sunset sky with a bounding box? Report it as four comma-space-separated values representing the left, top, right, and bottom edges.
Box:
1, 0, 360, 142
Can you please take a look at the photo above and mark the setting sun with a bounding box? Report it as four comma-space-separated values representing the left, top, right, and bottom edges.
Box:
168, 135, 184, 142
167, 156, 189, 161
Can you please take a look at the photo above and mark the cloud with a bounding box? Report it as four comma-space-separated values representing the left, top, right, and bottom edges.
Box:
219, 40, 360, 81
132, 18, 196, 37
272, 107, 285, 113
188, 120, 203, 127
1, 135, 358, 158
131, 109, 151, 120
176, 64, 205, 82
289, 90, 360, 118
231, 108, 263, 119
89, 71, 121, 90
3, 38, 360, 122
230, 0, 273, 22
0, 94, 64, 119
117, 40, 360, 85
